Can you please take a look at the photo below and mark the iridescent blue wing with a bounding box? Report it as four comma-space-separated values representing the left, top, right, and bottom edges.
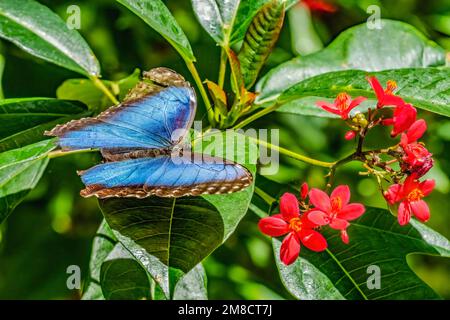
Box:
78, 153, 252, 198
46, 69, 195, 151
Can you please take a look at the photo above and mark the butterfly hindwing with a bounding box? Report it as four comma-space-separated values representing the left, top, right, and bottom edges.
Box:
79, 153, 252, 198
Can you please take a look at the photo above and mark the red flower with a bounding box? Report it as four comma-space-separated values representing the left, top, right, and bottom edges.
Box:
300, 0, 337, 13
382, 103, 417, 137
400, 120, 433, 177
317, 93, 367, 120
258, 193, 327, 265
308, 185, 365, 243
367, 76, 405, 109
384, 174, 435, 225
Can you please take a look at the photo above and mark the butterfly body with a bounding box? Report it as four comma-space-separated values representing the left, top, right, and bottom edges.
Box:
46, 68, 252, 198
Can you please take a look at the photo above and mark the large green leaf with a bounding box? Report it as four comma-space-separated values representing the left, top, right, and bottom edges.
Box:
118, 0, 195, 62
83, 220, 208, 300
0, 139, 56, 223
277, 68, 450, 118
272, 207, 450, 299
0, 0, 100, 76
0, 53, 4, 99
256, 20, 446, 104
57, 69, 140, 112
99, 131, 257, 298
0, 98, 88, 152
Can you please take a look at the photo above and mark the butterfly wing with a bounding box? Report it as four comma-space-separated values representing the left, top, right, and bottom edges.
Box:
46, 75, 196, 151
78, 153, 253, 198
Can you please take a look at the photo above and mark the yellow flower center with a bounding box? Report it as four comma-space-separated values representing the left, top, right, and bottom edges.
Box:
289, 217, 303, 232
385, 80, 397, 95
336, 92, 350, 111
407, 188, 424, 202
331, 197, 342, 213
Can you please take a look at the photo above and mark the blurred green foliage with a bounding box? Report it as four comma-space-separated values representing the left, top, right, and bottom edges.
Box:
0, 0, 448, 299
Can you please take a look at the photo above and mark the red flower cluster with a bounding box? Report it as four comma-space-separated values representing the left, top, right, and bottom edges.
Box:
258, 184, 365, 265
316, 75, 435, 226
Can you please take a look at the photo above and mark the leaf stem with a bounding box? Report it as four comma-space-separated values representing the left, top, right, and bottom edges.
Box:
218, 48, 227, 88
89, 76, 119, 106
185, 61, 215, 126
233, 102, 279, 129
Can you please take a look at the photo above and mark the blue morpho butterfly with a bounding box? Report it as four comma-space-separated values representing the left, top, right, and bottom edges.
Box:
46, 68, 252, 198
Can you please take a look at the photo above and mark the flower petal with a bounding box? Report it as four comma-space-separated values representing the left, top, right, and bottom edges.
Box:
299, 229, 327, 252
339, 203, 365, 220
419, 179, 435, 196
258, 216, 289, 237
410, 200, 430, 222
307, 210, 330, 226
309, 188, 331, 212
279, 192, 300, 221
406, 119, 427, 143
384, 184, 403, 204
380, 95, 405, 108
398, 201, 411, 226
280, 232, 301, 265
329, 218, 350, 230
348, 96, 367, 110
331, 185, 351, 207
367, 76, 384, 100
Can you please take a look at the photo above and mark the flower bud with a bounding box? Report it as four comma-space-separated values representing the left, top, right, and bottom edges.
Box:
300, 182, 309, 199
345, 131, 356, 140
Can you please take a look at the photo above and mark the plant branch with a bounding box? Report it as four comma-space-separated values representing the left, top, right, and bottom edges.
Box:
48, 148, 98, 159
249, 136, 335, 168
233, 102, 279, 129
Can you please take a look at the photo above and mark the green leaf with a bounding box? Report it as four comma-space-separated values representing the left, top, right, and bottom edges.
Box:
0, 98, 88, 152
82, 220, 116, 300
173, 264, 208, 300
273, 207, 450, 299
238, 0, 285, 89
231, 0, 296, 45
256, 20, 446, 104
83, 220, 208, 300
277, 68, 450, 118
118, 0, 195, 62
99, 131, 256, 298
0, 139, 56, 223
100, 243, 152, 300
191, 0, 241, 46
0, 0, 100, 76
0, 53, 4, 99
57, 69, 140, 111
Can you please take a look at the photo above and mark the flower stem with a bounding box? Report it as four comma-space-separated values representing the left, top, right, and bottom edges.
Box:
233, 102, 279, 129
185, 61, 215, 126
218, 48, 227, 88
254, 186, 276, 205
249, 136, 335, 168
89, 76, 119, 106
